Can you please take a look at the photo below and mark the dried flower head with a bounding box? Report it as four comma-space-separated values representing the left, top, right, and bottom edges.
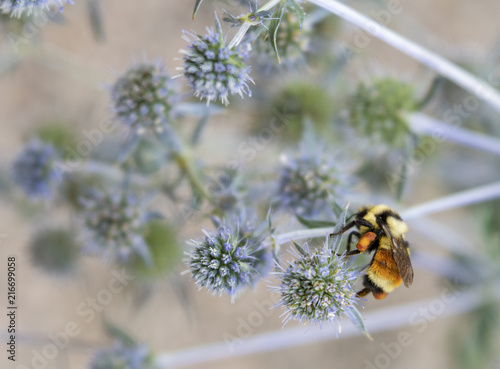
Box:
12, 138, 60, 200
275, 242, 361, 327
350, 78, 417, 147
276, 147, 347, 218
0, 0, 73, 18
81, 189, 151, 264
180, 27, 253, 105
111, 62, 178, 135
186, 221, 270, 300
90, 341, 157, 369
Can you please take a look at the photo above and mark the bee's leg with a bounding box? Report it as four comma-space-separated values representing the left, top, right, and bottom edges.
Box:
329, 220, 356, 238
356, 288, 370, 298
356, 218, 376, 230
338, 249, 361, 257
346, 231, 361, 252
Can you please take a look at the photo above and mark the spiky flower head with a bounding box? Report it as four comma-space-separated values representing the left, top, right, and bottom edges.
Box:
12, 138, 60, 200
350, 78, 417, 147
276, 147, 347, 218
91, 341, 157, 369
81, 189, 152, 264
187, 220, 271, 300
0, 0, 73, 18
276, 242, 361, 327
111, 62, 179, 135
181, 26, 253, 105
29, 227, 80, 276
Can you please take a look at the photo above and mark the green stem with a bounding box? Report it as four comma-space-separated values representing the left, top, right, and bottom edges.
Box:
173, 151, 211, 201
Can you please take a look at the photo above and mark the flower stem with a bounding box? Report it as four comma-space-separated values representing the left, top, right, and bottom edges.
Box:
173, 151, 211, 200
74, 160, 151, 187
265, 180, 500, 245
258, 0, 282, 13
401, 180, 500, 220
228, 22, 253, 49
409, 113, 500, 156
155, 286, 500, 368
307, 0, 500, 113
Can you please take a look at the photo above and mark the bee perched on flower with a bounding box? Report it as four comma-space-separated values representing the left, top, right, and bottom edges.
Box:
186, 219, 271, 301
180, 22, 253, 105
0, 0, 73, 18
271, 238, 367, 334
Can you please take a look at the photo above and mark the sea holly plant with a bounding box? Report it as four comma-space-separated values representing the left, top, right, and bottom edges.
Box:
5, 0, 500, 367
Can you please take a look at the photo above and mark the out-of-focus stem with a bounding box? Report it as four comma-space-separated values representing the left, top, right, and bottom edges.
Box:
155, 286, 500, 368
264, 180, 500, 245
258, 0, 282, 12
409, 113, 500, 157
307, 0, 500, 113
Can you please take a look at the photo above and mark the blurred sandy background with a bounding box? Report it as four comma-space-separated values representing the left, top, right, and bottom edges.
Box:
1, 0, 499, 368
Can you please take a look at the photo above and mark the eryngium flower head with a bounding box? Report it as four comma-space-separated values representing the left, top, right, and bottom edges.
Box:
187, 222, 270, 299
29, 227, 80, 276
350, 78, 417, 147
181, 28, 253, 105
276, 148, 346, 218
91, 341, 157, 369
12, 138, 60, 200
277, 245, 360, 326
82, 189, 151, 264
0, 0, 72, 18
111, 62, 178, 135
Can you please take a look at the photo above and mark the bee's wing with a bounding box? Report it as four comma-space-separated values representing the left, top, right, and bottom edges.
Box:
381, 223, 414, 287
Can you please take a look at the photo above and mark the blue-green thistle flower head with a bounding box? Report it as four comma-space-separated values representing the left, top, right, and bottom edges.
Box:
81, 189, 152, 264
91, 341, 157, 369
275, 147, 347, 218
12, 138, 60, 200
0, 0, 73, 18
29, 226, 80, 276
111, 62, 179, 135
350, 78, 417, 147
181, 27, 253, 105
187, 221, 271, 300
276, 243, 361, 326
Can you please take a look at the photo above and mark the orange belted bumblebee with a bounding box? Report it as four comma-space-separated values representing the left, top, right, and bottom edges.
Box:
331, 205, 414, 299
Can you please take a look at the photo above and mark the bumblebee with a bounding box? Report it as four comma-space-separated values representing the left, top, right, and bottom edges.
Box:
331, 205, 414, 299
